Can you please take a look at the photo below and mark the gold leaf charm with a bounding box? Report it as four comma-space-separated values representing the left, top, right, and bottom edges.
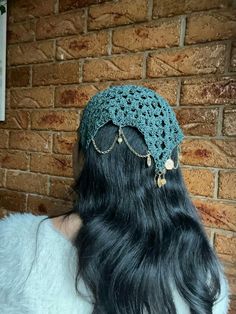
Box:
117, 136, 123, 144
161, 178, 166, 185
147, 154, 152, 167
157, 176, 162, 188
165, 158, 174, 170
156, 171, 167, 187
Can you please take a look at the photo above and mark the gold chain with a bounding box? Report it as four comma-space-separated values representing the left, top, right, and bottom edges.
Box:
91, 126, 181, 188
92, 126, 151, 158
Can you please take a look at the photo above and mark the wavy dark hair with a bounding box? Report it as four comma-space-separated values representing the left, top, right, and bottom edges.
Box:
33, 121, 224, 314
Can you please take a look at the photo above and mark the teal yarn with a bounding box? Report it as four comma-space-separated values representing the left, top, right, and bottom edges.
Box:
79, 84, 185, 175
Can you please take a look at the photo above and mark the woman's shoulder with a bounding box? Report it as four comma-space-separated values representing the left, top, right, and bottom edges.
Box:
0, 213, 46, 291
0, 212, 48, 249
0, 212, 75, 248
0, 212, 48, 262
0, 213, 89, 313
0, 211, 47, 233
0, 212, 76, 284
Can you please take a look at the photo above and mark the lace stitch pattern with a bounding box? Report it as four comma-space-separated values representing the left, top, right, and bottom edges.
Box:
79, 84, 185, 173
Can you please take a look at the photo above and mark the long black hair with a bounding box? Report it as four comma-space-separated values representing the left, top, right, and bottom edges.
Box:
36, 121, 224, 314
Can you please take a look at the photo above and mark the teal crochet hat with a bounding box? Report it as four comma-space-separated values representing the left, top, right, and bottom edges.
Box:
79, 84, 185, 188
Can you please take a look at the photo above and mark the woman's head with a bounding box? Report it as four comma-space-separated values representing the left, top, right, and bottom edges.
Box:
77, 84, 185, 187
67, 84, 223, 314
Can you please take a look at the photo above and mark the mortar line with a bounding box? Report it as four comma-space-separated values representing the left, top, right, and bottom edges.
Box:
84, 7, 88, 34
47, 175, 50, 195
147, 0, 154, 21
217, 105, 224, 137
224, 40, 232, 75
54, 0, 59, 14
143, 52, 148, 79
179, 15, 187, 47
108, 29, 112, 56
79, 59, 84, 84
213, 168, 219, 199
176, 78, 181, 106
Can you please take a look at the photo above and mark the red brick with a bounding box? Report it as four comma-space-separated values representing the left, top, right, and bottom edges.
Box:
7, 66, 31, 88
218, 250, 236, 265
182, 167, 215, 197
175, 108, 218, 136
59, 0, 110, 12
9, 130, 52, 153
186, 11, 236, 44
7, 20, 35, 44
0, 149, 29, 170
8, 0, 55, 22
229, 291, 236, 309
0, 189, 27, 212
112, 18, 180, 53
223, 107, 236, 136
88, 0, 149, 30
49, 176, 74, 201
181, 139, 236, 169
8, 41, 54, 66
30, 153, 73, 177
0, 130, 9, 148
94, 81, 120, 91
36, 10, 85, 40
147, 45, 225, 78
55, 84, 99, 108
219, 171, 236, 200
27, 194, 72, 215
32, 62, 80, 86
0, 110, 30, 129
83, 54, 143, 82
180, 77, 236, 105
10, 87, 54, 109
229, 298, 236, 314
53, 132, 77, 154
56, 31, 109, 60
6, 170, 48, 195
153, 0, 232, 18
0, 169, 6, 187
141, 80, 178, 105
231, 42, 236, 71
215, 234, 236, 259
31, 110, 80, 131
192, 198, 236, 232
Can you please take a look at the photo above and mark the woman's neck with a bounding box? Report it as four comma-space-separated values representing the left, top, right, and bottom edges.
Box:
51, 213, 82, 242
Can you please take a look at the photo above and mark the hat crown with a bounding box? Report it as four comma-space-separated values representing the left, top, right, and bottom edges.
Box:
79, 84, 184, 173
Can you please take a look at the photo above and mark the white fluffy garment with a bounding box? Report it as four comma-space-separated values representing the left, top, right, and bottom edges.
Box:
0, 212, 231, 314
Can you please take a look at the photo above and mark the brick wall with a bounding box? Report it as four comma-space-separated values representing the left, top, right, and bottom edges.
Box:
0, 0, 236, 311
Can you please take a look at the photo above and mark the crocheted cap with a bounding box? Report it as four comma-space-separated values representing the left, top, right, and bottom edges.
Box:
79, 84, 184, 174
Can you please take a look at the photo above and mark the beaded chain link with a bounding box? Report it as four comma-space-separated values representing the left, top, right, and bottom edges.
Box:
91, 125, 182, 188
92, 126, 150, 157
91, 135, 118, 154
